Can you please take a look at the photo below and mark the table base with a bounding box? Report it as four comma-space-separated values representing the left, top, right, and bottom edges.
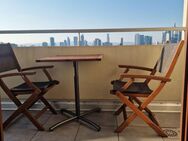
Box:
49, 108, 101, 131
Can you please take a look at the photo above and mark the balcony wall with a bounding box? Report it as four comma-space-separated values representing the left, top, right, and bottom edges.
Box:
0, 45, 185, 102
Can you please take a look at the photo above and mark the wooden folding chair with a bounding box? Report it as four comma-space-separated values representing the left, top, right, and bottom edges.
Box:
0, 43, 59, 131
110, 40, 184, 137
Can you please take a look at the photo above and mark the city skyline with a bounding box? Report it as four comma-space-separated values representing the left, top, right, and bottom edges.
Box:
0, 0, 183, 44
41, 25, 181, 47
43, 33, 153, 47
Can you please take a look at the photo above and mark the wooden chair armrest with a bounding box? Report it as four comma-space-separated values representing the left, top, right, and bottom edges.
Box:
0, 72, 36, 78
120, 73, 171, 82
21, 65, 54, 71
118, 65, 154, 72
22, 65, 54, 81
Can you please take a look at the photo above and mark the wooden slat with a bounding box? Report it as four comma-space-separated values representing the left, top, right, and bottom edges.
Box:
36, 54, 103, 62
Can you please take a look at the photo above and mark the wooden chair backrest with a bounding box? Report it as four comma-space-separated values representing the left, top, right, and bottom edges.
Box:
0, 44, 21, 73
165, 40, 184, 78
156, 40, 184, 78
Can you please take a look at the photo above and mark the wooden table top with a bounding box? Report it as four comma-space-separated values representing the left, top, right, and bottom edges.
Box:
36, 54, 103, 62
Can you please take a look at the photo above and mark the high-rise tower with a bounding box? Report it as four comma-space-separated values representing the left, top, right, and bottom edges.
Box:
50, 37, 55, 46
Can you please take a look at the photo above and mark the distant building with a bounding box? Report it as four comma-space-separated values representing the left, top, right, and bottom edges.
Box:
171, 31, 182, 43
67, 37, 70, 46
10, 43, 18, 48
120, 38, 123, 46
80, 34, 85, 46
64, 40, 67, 46
50, 37, 55, 46
162, 31, 172, 43
135, 34, 145, 45
144, 36, 152, 45
60, 42, 65, 46
73, 36, 78, 46
107, 34, 110, 43
94, 38, 102, 46
162, 23, 181, 44
103, 34, 112, 46
103, 42, 113, 46
42, 42, 48, 47
85, 40, 88, 46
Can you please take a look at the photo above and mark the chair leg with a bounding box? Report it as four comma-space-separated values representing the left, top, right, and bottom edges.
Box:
114, 97, 133, 116
122, 106, 127, 120
3, 108, 44, 131
116, 92, 167, 137
40, 97, 57, 114
4, 93, 45, 131
23, 110, 45, 131
114, 104, 125, 115
132, 97, 160, 126
115, 112, 137, 133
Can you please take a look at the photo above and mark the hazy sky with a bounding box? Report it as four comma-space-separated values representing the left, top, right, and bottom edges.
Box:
0, 0, 184, 44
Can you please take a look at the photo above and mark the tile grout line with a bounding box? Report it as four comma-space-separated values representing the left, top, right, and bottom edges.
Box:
115, 114, 120, 141
74, 123, 81, 141
30, 130, 39, 141
30, 113, 52, 141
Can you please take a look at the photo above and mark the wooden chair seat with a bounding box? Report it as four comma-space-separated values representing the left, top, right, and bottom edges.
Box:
110, 80, 152, 95
11, 80, 59, 95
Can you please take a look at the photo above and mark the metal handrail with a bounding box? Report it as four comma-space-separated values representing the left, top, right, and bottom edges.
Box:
0, 27, 186, 34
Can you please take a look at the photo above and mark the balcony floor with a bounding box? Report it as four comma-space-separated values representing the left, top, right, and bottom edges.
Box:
2, 111, 180, 141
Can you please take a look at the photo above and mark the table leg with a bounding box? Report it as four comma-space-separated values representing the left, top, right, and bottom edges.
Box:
73, 61, 80, 117
49, 61, 101, 132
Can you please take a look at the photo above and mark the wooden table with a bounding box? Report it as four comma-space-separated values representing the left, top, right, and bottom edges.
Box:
36, 54, 103, 131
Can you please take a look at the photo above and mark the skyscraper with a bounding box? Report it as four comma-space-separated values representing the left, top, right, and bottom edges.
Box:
107, 34, 110, 43
64, 40, 67, 46
94, 38, 102, 46
144, 36, 152, 45
80, 34, 85, 46
60, 42, 65, 46
42, 42, 48, 47
135, 34, 140, 45
162, 24, 181, 44
50, 37, 55, 46
162, 31, 172, 43
67, 37, 70, 46
73, 36, 78, 46
135, 34, 152, 45
120, 38, 123, 46
103, 34, 112, 46
85, 40, 88, 46
135, 34, 145, 45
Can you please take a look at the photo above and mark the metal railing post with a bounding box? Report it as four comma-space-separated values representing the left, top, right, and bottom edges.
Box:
78, 32, 81, 46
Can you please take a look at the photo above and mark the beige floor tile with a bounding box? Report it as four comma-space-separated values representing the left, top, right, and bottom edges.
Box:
2, 111, 182, 141
83, 111, 117, 127
5, 128, 37, 141
117, 112, 180, 128
31, 114, 80, 141
119, 126, 163, 141
3, 111, 53, 141
162, 138, 180, 141
157, 113, 180, 128
75, 125, 118, 141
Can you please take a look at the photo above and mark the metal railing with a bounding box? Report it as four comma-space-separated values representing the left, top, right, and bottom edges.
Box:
0, 27, 186, 46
